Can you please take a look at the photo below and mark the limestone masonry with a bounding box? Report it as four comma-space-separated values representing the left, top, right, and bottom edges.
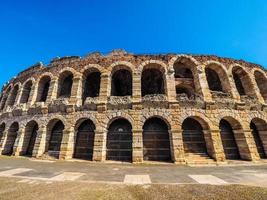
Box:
0, 49, 267, 164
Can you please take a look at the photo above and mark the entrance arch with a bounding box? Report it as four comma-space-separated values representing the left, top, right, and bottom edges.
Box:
74, 119, 96, 160
219, 119, 241, 160
106, 118, 132, 162
143, 117, 171, 162
47, 120, 64, 158
182, 118, 209, 156
23, 121, 39, 156
3, 122, 19, 155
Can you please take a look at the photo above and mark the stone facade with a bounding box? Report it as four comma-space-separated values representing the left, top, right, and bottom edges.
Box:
0, 50, 267, 164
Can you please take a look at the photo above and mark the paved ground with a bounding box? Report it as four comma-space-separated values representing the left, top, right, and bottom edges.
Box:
0, 156, 267, 187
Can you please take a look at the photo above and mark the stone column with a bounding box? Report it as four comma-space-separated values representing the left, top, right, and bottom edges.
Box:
70, 75, 83, 106
132, 72, 142, 109
28, 82, 37, 106
132, 129, 143, 163
13, 127, 26, 156
250, 78, 265, 104
170, 129, 186, 164
228, 74, 241, 102
197, 65, 213, 102
206, 129, 225, 162
97, 73, 109, 111
14, 87, 23, 106
59, 127, 74, 159
234, 129, 259, 161
93, 129, 106, 161
0, 130, 8, 154
32, 125, 47, 158
166, 70, 177, 102
47, 78, 58, 103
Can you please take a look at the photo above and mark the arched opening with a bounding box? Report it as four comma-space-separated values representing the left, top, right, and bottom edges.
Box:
74, 119, 95, 160
182, 118, 209, 157
111, 69, 132, 96
174, 65, 193, 79
1, 87, 11, 110
20, 81, 33, 104
219, 119, 241, 160
37, 76, 51, 102
83, 71, 101, 101
58, 72, 73, 98
176, 85, 194, 99
232, 66, 255, 97
3, 122, 19, 155
250, 119, 267, 159
205, 68, 223, 92
143, 117, 171, 162
106, 118, 132, 162
23, 121, 38, 156
0, 123, 5, 141
141, 68, 165, 96
47, 120, 64, 158
8, 85, 19, 106
254, 71, 267, 102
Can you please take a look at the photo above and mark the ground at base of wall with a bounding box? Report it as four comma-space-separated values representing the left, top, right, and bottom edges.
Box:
0, 177, 266, 200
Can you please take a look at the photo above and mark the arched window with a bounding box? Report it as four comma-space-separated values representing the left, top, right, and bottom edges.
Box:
74, 119, 95, 160
176, 85, 194, 98
143, 117, 171, 161
23, 121, 38, 156
47, 120, 64, 158
106, 118, 132, 162
8, 85, 19, 106
111, 69, 132, 96
219, 119, 240, 160
0, 87, 11, 110
83, 71, 101, 101
20, 81, 33, 104
254, 71, 267, 101
37, 76, 51, 102
182, 118, 209, 157
141, 68, 165, 96
174, 63, 193, 79
58, 72, 73, 98
3, 122, 19, 155
205, 68, 223, 92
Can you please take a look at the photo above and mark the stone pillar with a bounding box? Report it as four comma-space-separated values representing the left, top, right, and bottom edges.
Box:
47, 78, 58, 103
234, 129, 259, 161
197, 65, 213, 102
14, 87, 23, 106
206, 129, 225, 162
32, 125, 46, 158
13, 127, 26, 156
250, 77, 265, 104
70, 75, 83, 106
170, 129, 186, 163
28, 82, 37, 106
132, 72, 142, 109
93, 129, 106, 161
97, 73, 109, 111
228, 74, 241, 102
59, 127, 74, 159
132, 129, 143, 163
166, 70, 177, 102
0, 130, 8, 154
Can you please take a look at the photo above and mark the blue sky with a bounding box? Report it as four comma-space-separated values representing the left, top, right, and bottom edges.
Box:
0, 0, 267, 87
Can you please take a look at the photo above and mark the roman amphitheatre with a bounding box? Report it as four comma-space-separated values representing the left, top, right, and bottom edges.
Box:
0, 49, 266, 165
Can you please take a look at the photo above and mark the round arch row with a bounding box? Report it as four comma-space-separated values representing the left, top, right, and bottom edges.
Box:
0, 115, 266, 162
2, 58, 267, 110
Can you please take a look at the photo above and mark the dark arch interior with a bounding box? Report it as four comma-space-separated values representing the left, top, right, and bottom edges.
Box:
0, 123, 5, 141
74, 119, 96, 160
182, 118, 209, 156
233, 71, 246, 96
250, 122, 266, 159
176, 86, 194, 98
20, 81, 33, 104
106, 118, 132, 162
111, 69, 132, 96
37, 77, 51, 102
48, 121, 64, 158
174, 63, 193, 78
255, 71, 267, 101
205, 68, 223, 92
219, 119, 240, 160
3, 122, 19, 155
24, 121, 39, 156
143, 117, 171, 162
83, 71, 101, 101
142, 69, 165, 96
0, 87, 11, 110
8, 85, 19, 106
59, 73, 73, 98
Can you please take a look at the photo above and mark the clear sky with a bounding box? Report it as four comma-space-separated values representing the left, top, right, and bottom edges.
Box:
0, 0, 267, 87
